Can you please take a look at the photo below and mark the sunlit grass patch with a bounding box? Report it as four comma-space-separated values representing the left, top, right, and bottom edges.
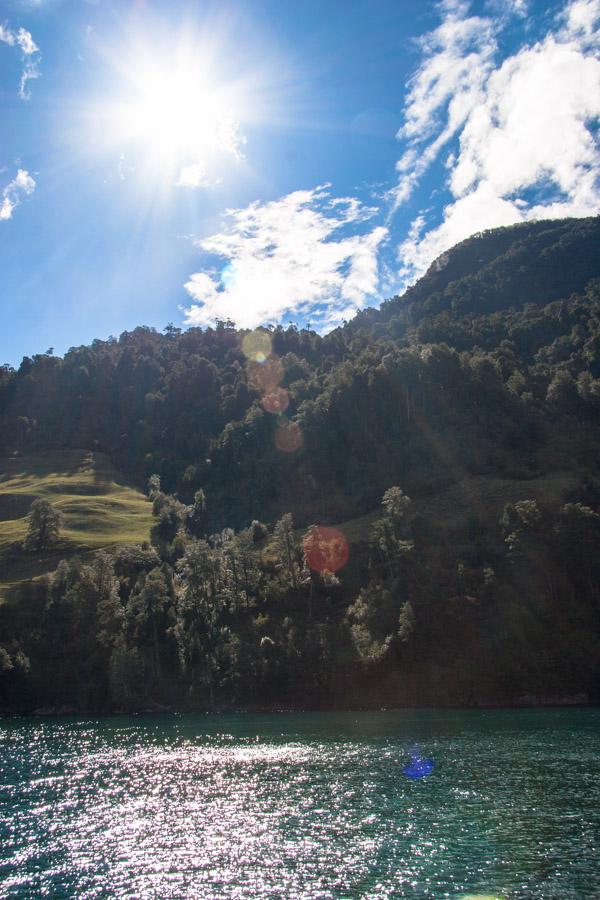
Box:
0, 450, 153, 601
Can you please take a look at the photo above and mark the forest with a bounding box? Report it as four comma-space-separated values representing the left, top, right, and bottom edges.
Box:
1, 215, 600, 712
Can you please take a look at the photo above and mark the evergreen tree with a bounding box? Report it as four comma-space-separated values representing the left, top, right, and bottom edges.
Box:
24, 498, 63, 552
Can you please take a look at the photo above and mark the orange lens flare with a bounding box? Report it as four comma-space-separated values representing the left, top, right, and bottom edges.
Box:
247, 357, 284, 392
303, 526, 349, 573
262, 387, 289, 414
274, 420, 303, 453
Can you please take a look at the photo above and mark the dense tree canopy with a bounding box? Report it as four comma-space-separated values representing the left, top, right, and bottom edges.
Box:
1, 216, 600, 712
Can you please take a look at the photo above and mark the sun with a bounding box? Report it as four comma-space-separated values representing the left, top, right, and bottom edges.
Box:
91, 38, 247, 186
115, 59, 231, 168
129, 66, 219, 160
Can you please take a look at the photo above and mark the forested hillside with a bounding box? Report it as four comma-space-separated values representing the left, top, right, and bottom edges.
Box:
1, 216, 600, 712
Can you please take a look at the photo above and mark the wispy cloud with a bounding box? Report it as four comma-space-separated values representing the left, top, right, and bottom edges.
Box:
0, 25, 15, 45
391, 1, 496, 209
0, 169, 36, 221
488, 0, 529, 17
16, 27, 38, 55
0, 22, 40, 99
184, 187, 387, 330
395, 0, 600, 282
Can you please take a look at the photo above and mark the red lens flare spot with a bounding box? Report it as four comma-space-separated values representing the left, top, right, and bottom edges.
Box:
262, 387, 289, 414
274, 421, 303, 453
303, 526, 349, 574
247, 357, 283, 392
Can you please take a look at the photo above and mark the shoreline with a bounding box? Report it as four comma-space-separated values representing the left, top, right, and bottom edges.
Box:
1, 694, 594, 717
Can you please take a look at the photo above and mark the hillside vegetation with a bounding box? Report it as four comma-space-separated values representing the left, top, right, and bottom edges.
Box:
1, 216, 600, 712
0, 451, 152, 600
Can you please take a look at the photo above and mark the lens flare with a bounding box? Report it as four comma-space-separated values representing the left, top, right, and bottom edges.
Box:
247, 357, 283, 392
241, 330, 272, 362
262, 388, 289, 414
303, 526, 349, 574
403, 754, 434, 779
459, 896, 508, 899
274, 420, 303, 453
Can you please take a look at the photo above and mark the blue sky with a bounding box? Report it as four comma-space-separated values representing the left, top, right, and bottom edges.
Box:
1, 0, 599, 365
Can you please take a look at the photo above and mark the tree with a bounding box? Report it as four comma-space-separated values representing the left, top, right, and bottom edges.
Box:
273, 513, 306, 589
187, 488, 207, 537
151, 496, 187, 548
172, 539, 232, 708
147, 474, 161, 498
346, 582, 394, 663
397, 601, 415, 642
127, 566, 170, 679
371, 487, 414, 578
501, 499, 544, 559
24, 498, 63, 552
82, 552, 124, 650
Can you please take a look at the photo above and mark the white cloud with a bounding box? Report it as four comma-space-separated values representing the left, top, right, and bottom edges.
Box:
214, 118, 247, 160
563, 0, 600, 42
16, 27, 38, 55
396, 0, 600, 282
0, 25, 16, 47
184, 187, 387, 330
489, 0, 528, 16
19, 58, 40, 99
0, 168, 36, 221
391, 2, 496, 209
176, 162, 211, 189
0, 22, 40, 99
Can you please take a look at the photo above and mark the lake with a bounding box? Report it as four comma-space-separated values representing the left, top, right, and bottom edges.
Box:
1, 709, 599, 898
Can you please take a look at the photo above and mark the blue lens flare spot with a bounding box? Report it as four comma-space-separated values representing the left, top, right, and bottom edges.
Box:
403, 755, 434, 779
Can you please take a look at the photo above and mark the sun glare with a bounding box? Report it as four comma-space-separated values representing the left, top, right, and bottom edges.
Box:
130, 68, 218, 158
117, 60, 231, 168
93, 36, 248, 186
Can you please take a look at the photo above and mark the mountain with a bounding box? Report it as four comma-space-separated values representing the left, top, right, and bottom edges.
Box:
1, 216, 600, 713
345, 216, 600, 339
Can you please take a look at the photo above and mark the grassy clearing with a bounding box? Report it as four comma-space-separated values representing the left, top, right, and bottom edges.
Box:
0, 450, 153, 601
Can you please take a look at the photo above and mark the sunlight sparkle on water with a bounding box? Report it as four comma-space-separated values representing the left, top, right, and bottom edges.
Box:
2, 710, 600, 898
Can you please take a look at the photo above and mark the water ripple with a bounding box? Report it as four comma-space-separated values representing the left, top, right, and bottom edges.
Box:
1, 709, 599, 898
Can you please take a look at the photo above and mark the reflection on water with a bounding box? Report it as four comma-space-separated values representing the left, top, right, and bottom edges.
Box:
1, 709, 599, 898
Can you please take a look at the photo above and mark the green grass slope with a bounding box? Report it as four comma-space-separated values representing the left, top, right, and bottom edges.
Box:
0, 450, 153, 600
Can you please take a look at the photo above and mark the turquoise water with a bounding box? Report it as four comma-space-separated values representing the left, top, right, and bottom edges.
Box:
1, 709, 599, 898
